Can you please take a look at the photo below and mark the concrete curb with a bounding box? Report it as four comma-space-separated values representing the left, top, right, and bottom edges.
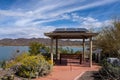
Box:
74, 71, 85, 80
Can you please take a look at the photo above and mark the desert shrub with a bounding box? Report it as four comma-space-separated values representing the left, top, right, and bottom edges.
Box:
59, 47, 74, 54
4, 53, 29, 69
16, 55, 52, 78
99, 60, 120, 80
4, 53, 53, 78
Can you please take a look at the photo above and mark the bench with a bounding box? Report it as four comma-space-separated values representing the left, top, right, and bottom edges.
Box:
60, 54, 82, 64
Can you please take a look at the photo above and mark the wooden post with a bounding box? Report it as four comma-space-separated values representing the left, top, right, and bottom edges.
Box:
83, 38, 85, 63
98, 52, 101, 63
89, 37, 92, 67
50, 38, 54, 65
56, 39, 58, 60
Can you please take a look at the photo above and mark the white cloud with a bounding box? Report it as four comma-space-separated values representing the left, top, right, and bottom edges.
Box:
0, 25, 56, 39
0, 10, 24, 17
66, 13, 113, 29
0, 18, 113, 39
0, 12, 114, 39
41, 0, 118, 18
1, 0, 118, 18
0, 0, 118, 39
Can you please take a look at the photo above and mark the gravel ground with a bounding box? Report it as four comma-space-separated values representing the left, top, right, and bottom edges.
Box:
77, 71, 101, 80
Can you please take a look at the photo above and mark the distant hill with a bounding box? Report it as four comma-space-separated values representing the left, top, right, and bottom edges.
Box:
0, 38, 96, 46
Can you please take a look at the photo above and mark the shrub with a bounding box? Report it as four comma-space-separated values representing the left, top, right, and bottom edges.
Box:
59, 47, 74, 54
16, 55, 52, 78
29, 42, 50, 56
4, 53, 29, 69
99, 60, 120, 80
42, 53, 51, 60
4, 53, 53, 78
29, 42, 44, 55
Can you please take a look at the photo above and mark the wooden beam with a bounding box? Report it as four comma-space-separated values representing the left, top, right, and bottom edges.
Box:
89, 37, 92, 67
56, 39, 58, 60
44, 32, 98, 39
83, 38, 85, 63
50, 38, 54, 65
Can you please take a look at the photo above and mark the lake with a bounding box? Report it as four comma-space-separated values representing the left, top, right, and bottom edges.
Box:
0, 46, 29, 61
0, 46, 87, 61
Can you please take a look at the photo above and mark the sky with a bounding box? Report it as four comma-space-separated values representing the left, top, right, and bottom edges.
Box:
0, 0, 120, 39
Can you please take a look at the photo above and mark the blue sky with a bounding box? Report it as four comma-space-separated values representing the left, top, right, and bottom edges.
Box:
0, 0, 120, 39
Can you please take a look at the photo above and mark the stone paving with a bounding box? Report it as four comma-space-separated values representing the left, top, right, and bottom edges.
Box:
36, 59, 101, 80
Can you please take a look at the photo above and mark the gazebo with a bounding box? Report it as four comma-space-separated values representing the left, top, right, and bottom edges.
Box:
44, 28, 98, 67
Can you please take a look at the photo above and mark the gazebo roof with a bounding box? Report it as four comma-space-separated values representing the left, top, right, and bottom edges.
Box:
45, 28, 98, 39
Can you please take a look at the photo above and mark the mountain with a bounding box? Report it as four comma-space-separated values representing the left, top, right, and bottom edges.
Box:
0, 38, 95, 46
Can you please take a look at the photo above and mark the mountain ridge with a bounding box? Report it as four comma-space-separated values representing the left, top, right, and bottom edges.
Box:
0, 38, 94, 46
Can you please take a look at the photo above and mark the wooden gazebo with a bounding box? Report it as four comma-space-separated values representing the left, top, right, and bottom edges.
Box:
44, 28, 98, 67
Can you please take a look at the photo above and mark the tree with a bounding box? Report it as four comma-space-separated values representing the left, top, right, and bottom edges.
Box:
96, 19, 120, 58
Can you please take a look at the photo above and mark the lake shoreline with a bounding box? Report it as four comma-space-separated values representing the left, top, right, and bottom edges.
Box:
0, 46, 88, 61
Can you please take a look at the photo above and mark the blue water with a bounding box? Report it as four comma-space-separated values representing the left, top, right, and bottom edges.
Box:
0, 46, 29, 61
0, 46, 87, 61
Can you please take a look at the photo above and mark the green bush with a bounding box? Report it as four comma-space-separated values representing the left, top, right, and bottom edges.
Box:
29, 42, 50, 56
29, 42, 44, 55
4, 53, 53, 78
59, 47, 74, 54
4, 53, 29, 69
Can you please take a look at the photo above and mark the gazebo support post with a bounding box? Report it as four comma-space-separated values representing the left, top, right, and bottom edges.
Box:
50, 38, 54, 65
56, 39, 58, 60
89, 37, 92, 67
83, 38, 85, 63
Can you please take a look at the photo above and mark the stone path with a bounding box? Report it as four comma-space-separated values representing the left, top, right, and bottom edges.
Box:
36, 59, 101, 80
